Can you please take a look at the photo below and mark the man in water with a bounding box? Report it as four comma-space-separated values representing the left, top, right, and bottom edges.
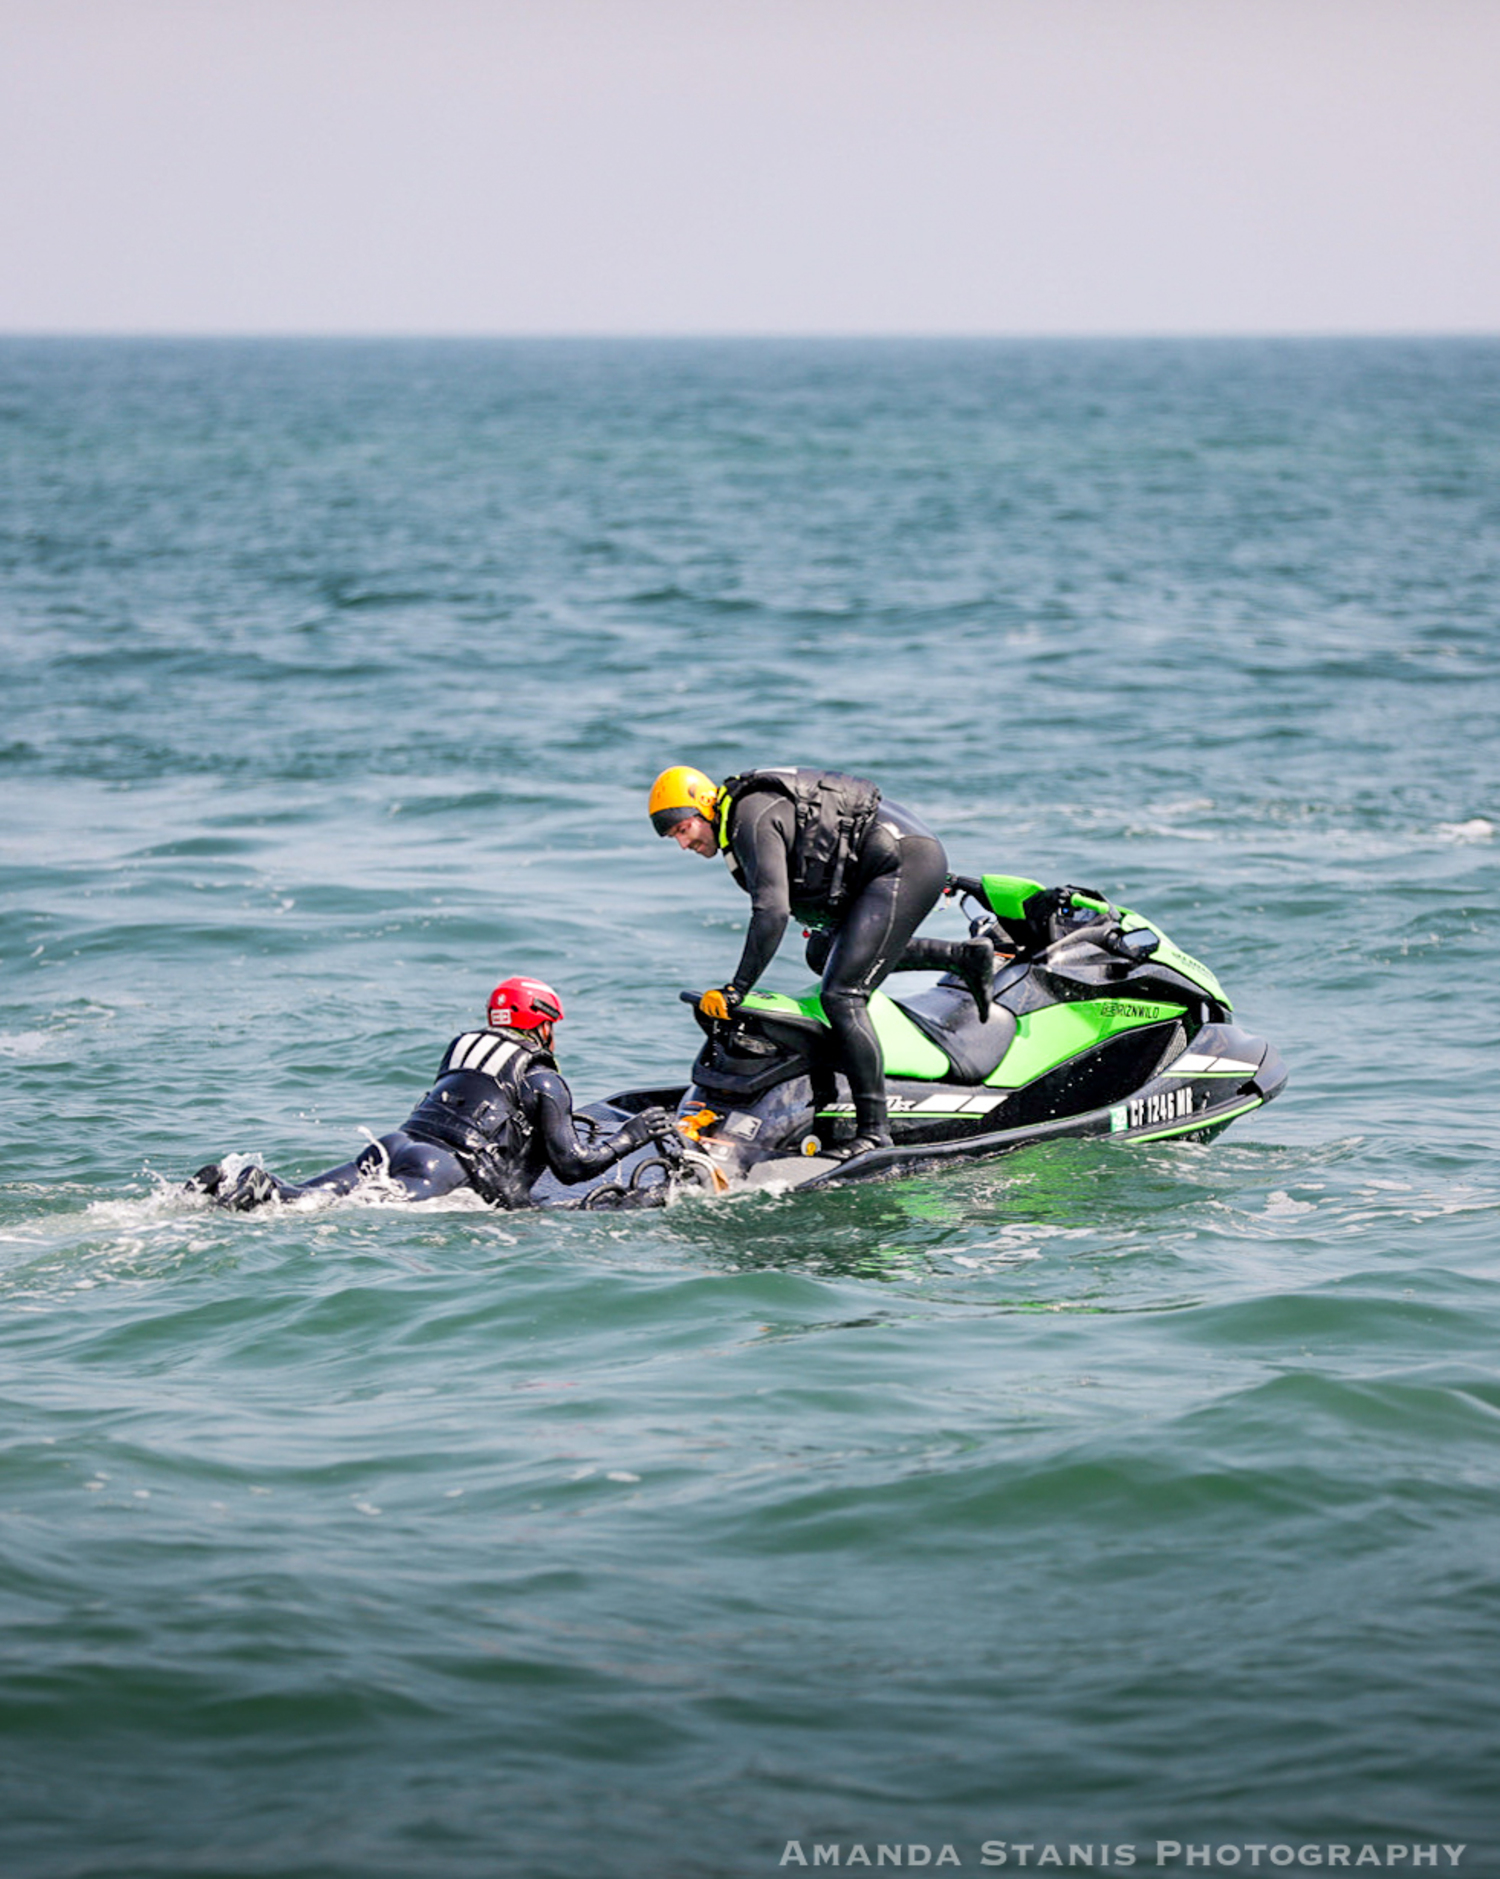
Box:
190, 976, 680, 1211
647, 765, 995, 1162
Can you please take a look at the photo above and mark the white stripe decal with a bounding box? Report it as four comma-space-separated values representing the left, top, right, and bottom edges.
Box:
1170, 1053, 1260, 1078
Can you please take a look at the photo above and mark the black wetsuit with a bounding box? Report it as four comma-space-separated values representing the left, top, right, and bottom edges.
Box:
205, 1029, 669, 1211
719, 774, 965, 1139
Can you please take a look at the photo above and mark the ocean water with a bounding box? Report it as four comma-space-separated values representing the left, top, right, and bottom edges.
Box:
1, 337, 1497, 1879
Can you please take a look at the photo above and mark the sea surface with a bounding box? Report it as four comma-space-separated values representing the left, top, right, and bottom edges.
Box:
1, 337, 1497, 1879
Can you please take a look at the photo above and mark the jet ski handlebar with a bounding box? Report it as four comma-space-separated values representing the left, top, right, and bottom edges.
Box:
680, 988, 735, 1038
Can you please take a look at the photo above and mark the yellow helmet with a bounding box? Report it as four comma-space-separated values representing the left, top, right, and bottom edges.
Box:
648, 765, 720, 836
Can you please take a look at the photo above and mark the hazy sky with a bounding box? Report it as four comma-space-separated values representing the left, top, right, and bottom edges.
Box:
3, 0, 1497, 335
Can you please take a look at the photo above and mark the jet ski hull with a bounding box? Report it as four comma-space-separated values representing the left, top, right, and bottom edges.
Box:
533, 879, 1287, 1206
535, 1023, 1286, 1205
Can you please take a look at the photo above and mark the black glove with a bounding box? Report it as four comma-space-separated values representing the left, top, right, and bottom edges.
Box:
618, 1105, 678, 1151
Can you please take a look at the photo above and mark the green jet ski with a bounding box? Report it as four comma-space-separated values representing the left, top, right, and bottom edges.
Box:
536, 875, 1288, 1206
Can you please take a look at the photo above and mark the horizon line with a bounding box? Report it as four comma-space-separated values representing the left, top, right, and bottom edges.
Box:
3, 327, 1498, 344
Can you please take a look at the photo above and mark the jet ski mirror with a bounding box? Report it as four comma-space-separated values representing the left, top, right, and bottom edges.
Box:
1113, 928, 1162, 960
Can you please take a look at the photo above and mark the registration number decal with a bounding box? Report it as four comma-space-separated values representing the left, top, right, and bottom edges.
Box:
1127, 1087, 1196, 1130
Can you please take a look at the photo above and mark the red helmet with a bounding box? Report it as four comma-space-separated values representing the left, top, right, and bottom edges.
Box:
487, 976, 564, 1031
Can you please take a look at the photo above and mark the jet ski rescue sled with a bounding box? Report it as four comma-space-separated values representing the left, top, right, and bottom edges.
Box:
534, 876, 1287, 1206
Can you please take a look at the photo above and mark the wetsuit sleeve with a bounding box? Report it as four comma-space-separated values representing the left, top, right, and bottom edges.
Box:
726, 794, 795, 995
522, 1068, 651, 1186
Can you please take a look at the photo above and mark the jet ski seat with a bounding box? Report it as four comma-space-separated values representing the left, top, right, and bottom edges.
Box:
889, 980, 1018, 1085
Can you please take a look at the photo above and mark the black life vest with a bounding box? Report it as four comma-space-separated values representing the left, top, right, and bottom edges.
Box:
402, 1030, 556, 1161
717, 767, 882, 914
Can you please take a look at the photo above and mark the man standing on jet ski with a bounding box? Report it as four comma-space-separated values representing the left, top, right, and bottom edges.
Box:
648, 765, 995, 1162
189, 976, 680, 1211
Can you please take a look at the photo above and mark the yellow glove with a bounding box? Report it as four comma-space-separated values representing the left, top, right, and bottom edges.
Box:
697, 985, 742, 1023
